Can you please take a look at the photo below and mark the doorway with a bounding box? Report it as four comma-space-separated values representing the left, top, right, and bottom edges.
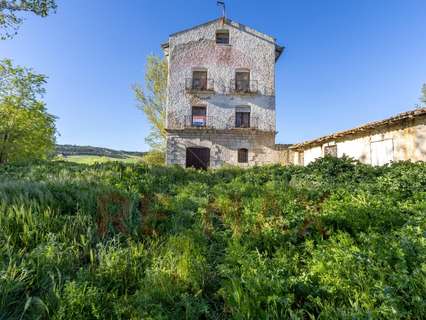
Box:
186, 147, 210, 170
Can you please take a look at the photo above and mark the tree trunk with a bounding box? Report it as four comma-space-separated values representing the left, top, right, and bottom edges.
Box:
0, 133, 9, 164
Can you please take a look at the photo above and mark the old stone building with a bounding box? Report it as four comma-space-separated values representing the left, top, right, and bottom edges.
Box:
162, 18, 283, 169
290, 108, 426, 166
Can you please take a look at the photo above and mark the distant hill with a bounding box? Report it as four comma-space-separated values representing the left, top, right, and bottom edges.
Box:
55, 145, 147, 159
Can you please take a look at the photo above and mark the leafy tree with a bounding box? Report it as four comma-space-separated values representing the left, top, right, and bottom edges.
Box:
421, 84, 426, 105
0, 0, 57, 39
133, 55, 168, 151
0, 59, 56, 164
141, 150, 166, 166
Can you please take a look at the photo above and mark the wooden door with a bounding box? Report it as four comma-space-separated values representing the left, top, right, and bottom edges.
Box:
186, 148, 210, 170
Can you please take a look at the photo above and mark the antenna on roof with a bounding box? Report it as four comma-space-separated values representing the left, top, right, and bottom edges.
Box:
217, 1, 226, 19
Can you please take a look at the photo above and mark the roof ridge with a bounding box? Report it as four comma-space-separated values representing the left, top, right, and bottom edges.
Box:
291, 107, 426, 149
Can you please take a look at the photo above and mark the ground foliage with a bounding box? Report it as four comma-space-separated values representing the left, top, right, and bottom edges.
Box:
0, 156, 425, 319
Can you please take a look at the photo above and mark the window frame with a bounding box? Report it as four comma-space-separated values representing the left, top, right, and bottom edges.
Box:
235, 111, 251, 128
192, 70, 208, 91
235, 70, 251, 93
324, 145, 337, 157
238, 148, 249, 163
216, 29, 230, 44
191, 106, 207, 127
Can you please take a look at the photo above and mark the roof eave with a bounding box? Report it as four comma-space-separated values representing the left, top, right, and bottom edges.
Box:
275, 45, 285, 62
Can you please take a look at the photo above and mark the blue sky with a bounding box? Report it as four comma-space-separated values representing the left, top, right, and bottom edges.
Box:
1, 0, 425, 151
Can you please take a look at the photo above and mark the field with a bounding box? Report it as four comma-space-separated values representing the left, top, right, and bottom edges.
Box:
54, 145, 146, 164
0, 157, 425, 319
56, 155, 143, 165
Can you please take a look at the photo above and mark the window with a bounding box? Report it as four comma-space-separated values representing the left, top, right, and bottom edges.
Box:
216, 30, 229, 44
235, 71, 250, 93
324, 145, 337, 157
235, 111, 251, 128
192, 71, 207, 91
192, 106, 207, 127
238, 148, 248, 163
371, 139, 393, 166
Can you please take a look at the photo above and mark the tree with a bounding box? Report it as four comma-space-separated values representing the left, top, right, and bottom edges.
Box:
421, 84, 426, 105
0, 59, 56, 164
133, 55, 168, 151
141, 150, 166, 166
0, 0, 57, 39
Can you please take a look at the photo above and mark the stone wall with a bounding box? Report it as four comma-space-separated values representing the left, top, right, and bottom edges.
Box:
165, 19, 277, 133
163, 18, 281, 168
166, 131, 277, 168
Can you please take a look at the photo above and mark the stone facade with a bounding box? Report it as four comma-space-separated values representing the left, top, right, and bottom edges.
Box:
162, 18, 283, 168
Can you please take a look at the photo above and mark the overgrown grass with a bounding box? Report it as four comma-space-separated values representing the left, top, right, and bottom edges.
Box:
0, 157, 425, 319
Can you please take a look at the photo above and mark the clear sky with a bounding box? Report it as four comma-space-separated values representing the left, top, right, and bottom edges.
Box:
1, 0, 425, 151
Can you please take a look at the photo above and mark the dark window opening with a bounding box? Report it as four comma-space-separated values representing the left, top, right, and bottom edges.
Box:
186, 147, 210, 170
192, 71, 207, 90
238, 148, 248, 163
216, 30, 229, 44
235, 112, 251, 128
192, 106, 207, 127
324, 145, 337, 157
235, 71, 250, 93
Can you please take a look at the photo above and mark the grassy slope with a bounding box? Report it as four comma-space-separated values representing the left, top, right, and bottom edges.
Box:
55, 144, 146, 164
57, 154, 143, 164
0, 157, 425, 319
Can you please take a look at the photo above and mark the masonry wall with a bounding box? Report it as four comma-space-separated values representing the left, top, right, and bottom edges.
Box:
165, 19, 277, 133
167, 131, 277, 168
299, 116, 426, 166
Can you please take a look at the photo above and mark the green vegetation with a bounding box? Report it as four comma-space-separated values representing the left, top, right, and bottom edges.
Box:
133, 55, 168, 151
56, 155, 143, 165
54, 145, 146, 164
0, 157, 425, 319
0, 59, 56, 164
0, 0, 57, 39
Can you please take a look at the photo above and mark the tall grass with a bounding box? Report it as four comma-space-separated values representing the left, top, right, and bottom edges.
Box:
0, 157, 425, 319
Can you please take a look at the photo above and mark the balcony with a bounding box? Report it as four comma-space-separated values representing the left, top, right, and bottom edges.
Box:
185, 78, 214, 93
183, 115, 214, 128
230, 79, 258, 95
175, 115, 274, 132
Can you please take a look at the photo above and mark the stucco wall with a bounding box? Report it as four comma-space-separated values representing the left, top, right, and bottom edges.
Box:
300, 116, 426, 166
165, 19, 277, 132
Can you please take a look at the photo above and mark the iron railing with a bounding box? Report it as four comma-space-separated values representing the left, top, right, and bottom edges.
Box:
185, 78, 214, 92
230, 79, 258, 94
177, 115, 275, 131
183, 115, 215, 128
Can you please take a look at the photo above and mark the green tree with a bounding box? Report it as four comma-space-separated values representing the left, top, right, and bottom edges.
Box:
141, 150, 166, 166
0, 59, 56, 164
0, 0, 57, 39
133, 55, 168, 151
421, 84, 426, 105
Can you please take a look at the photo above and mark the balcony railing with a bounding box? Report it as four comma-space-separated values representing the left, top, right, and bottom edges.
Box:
230, 79, 258, 94
183, 115, 214, 128
185, 78, 214, 93
233, 116, 259, 129
176, 115, 275, 131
